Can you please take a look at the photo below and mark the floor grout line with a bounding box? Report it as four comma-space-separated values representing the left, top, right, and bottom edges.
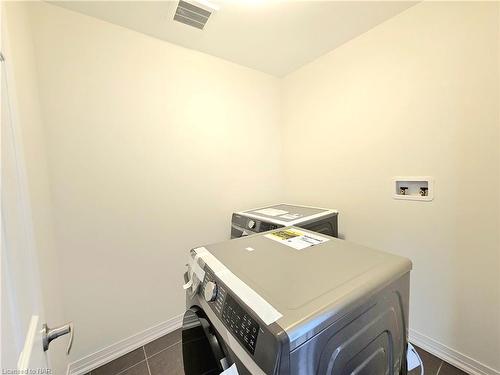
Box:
93, 333, 181, 375
435, 360, 444, 375
111, 359, 147, 375
146, 340, 182, 360
143, 347, 152, 375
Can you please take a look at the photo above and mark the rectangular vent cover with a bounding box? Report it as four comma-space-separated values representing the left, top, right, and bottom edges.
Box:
174, 0, 212, 30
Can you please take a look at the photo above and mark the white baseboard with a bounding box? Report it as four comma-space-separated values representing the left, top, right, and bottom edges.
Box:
410, 329, 499, 375
66, 318, 499, 375
67, 314, 183, 375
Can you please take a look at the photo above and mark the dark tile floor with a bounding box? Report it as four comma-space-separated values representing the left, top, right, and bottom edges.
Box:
87, 329, 183, 375
87, 330, 468, 375
408, 345, 467, 375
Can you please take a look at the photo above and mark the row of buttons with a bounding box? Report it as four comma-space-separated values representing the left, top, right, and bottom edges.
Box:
222, 294, 259, 354
214, 286, 226, 314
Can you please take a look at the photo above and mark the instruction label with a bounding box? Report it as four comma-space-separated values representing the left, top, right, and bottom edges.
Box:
253, 208, 288, 217
279, 213, 301, 220
265, 229, 329, 250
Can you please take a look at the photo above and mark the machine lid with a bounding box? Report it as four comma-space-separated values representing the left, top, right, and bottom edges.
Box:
237, 204, 337, 225
203, 227, 411, 339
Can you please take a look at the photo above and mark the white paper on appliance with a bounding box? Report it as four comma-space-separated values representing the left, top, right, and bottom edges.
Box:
185, 251, 206, 293
220, 364, 239, 375
192, 259, 206, 282
193, 247, 283, 325
407, 348, 419, 371
407, 343, 422, 371
220, 357, 229, 370
253, 208, 288, 217
279, 213, 301, 220
194, 247, 227, 274
265, 229, 329, 250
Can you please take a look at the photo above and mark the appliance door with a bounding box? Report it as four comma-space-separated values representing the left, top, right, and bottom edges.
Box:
182, 306, 230, 375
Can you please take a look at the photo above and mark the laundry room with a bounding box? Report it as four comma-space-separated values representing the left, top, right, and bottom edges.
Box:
1, 1, 499, 375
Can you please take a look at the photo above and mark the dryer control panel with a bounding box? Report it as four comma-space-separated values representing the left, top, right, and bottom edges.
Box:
202, 268, 226, 315
222, 294, 259, 354
200, 267, 261, 356
188, 255, 287, 375
230, 213, 282, 239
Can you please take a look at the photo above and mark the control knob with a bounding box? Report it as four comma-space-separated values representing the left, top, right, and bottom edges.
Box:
247, 220, 256, 229
204, 281, 218, 302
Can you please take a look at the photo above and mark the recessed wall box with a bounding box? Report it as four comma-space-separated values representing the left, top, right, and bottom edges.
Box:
393, 177, 434, 201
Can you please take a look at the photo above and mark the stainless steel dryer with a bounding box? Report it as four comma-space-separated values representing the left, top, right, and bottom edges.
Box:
182, 228, 411, 375
231, 204, 339, 238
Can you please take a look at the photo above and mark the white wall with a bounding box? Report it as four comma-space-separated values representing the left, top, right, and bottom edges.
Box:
3, 3, 67, 373
26, 2, 283, 364
282, 2, 500, 373
9, 1, 500, 373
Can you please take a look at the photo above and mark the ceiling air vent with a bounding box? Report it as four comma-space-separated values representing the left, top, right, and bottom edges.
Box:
173, 0, 212, 30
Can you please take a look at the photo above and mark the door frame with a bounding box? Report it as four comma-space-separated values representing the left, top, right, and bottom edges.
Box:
1, 2, 48, 370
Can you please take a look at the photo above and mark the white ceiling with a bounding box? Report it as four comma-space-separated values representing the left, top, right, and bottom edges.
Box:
51, 1, 416, 77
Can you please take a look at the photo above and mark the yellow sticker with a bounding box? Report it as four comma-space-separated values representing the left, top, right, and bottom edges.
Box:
267, 229, 302, 241
265, 228, 330, 250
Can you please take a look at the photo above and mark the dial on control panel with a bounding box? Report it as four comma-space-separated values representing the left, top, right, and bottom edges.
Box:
247, 220, 256, 229
204, 281, 218, 302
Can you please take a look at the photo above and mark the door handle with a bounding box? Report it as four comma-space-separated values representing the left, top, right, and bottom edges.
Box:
42, 322, 73, 355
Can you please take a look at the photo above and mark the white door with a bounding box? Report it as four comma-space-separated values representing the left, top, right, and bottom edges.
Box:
0, 11, 69, 371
